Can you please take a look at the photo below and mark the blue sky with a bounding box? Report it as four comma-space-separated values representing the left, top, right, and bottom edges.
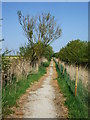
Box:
2, 2, 88, 53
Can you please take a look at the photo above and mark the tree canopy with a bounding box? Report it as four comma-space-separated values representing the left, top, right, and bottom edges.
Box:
58, 39, 88, 66
19, 41, 54, 62
17, 11, 61, 62
17, 11, 61, 46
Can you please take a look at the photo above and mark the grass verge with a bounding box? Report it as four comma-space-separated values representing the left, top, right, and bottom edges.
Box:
55, 61, 88, 118
2, 62, 49, 117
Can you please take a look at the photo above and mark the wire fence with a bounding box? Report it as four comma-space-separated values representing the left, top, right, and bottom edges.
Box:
55, 59, 88, 108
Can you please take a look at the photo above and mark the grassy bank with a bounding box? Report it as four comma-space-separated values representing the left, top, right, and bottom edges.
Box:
55, 61, 88, 118
2, 61, 50, 117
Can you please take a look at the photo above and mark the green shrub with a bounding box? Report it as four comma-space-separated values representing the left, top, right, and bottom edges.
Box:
58, 40, 88, 66
42, 62, 50, 67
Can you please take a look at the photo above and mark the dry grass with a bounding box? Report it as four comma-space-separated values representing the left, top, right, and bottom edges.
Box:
61, 61, 88, 88
2, 57, 48, 86
55, 58, 88, 88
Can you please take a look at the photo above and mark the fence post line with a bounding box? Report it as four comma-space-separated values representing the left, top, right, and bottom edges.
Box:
75, 65, 78, 96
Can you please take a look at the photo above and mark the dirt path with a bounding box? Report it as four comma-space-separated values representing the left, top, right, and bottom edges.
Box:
7, 59, 68, 118
22, 59, 68, 118
23, 60, 56, 118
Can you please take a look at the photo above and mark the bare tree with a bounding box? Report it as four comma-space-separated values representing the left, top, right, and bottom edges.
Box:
17, 11, 61, 47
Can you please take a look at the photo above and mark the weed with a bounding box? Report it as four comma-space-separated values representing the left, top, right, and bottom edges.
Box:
41, 61, 50, 67
2, 62, 49, 117
55, 61, 88, 118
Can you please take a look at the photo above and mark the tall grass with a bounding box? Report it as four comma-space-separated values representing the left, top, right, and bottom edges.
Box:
55, 61, 88, 118
2, 62, 49, 116
41, 61, 50, 67
61, 61, 88, 88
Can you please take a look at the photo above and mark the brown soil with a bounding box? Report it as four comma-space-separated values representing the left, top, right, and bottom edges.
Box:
51, 61, 68, 118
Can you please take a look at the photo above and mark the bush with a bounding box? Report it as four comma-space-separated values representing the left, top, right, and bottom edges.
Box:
2, 63, 48, 117
42, 62, 50, 67
58, 40, 88, 66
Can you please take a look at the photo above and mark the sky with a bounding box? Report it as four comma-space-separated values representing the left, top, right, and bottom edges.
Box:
89, 2, 90, 41
2, 2, 88, 53
1, 0, 89, 2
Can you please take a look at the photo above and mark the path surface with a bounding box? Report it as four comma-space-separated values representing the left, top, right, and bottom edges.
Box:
8, 59, 68, 118
23, 60, 57, 118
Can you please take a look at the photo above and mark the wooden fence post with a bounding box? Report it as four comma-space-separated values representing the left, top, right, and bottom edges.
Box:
75, 66, 78, 97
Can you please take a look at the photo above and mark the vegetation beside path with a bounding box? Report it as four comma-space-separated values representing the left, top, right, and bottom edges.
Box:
55, 60, 88, 118
2, 61, 50, 117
